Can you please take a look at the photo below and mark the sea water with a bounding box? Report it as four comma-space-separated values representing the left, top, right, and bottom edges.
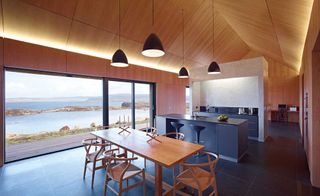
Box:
5, 100, 149, 134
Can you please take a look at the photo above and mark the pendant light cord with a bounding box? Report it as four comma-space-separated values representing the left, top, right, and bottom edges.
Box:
118, 0, 121, 49
212, 0, 215, 59
152, 0, 155, 26
182, 9, 185, 66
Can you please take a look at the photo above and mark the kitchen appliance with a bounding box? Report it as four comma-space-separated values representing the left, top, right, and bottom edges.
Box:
200, 106, 207, 112
249, 108, 254, 115
289, 106, 298, 112
238, 107, 245, 115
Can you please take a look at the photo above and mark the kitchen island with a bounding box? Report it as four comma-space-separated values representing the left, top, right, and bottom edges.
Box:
156, 114, 248, 162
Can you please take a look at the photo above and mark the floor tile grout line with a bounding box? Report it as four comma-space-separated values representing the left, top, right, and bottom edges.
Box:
218, 169, 254, 185
244, 175, 257, 196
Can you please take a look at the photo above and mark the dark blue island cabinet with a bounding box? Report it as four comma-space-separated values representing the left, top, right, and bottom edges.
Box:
156, 114, 248, 163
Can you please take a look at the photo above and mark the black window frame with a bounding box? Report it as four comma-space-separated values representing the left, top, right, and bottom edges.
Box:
105, 78, 156, 129
3, 68, 156, 163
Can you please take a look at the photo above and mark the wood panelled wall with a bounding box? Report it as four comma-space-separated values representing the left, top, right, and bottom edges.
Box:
266, 58, 299, 120
0, 38, 189, 166
299, 0, 320, 188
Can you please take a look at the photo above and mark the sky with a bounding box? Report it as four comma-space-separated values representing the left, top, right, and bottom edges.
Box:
5, 71, 149, 99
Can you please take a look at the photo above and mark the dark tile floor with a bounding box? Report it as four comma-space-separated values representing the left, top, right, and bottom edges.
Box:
1, 122, 320, 196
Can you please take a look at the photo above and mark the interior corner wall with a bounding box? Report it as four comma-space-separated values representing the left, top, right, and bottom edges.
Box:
266, 58, 299, 120
299, 0, 320, 188
0, 38, 189, 166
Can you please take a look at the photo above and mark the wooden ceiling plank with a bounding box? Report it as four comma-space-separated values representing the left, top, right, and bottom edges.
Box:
215, 0, 285, 64
21, 0, 78, 18
3, 0, 71, 50
267, 0, 314, 70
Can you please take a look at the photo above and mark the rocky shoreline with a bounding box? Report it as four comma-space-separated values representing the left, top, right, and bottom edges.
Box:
6, 118, 149, 144
6, 102, 149, 117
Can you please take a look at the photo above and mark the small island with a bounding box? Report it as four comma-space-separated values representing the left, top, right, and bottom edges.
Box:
5, 102, 149, 117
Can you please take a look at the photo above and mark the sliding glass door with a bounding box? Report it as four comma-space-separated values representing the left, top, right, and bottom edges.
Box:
186, 86, 190, 114
134, 83, 151, 129
4, 70, 155, 162
108, 81, 133, 127
107, 80, 153, 129
5, 70, 103, 162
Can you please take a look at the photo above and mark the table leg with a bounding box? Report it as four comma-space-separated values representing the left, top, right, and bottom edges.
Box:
155, 163, 163, 196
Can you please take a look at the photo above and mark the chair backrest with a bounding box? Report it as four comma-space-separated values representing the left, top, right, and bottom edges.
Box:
82, 138, 109, 159
203, 151, 219, 174
180, 151, 219, 191
182, 151, 219, 174
103, 152, 138, 181
163, 132, 185, 140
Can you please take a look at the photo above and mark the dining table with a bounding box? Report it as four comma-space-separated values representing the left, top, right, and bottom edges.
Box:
91, 127, 204, 196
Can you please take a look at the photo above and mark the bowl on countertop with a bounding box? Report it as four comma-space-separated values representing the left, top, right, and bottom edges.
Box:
217, 114, 229, 122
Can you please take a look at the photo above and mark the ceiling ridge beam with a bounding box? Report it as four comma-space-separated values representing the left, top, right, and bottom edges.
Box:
264, 0, 286, 64
65, 0, 80, 48
165, 0, 206, 51
212, 5, 251, 57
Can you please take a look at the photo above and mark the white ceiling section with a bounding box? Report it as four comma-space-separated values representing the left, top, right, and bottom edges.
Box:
0, 0, 315, 72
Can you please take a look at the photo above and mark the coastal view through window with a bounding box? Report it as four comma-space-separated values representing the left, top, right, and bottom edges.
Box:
134, 83, 151, 129
5, 71, 103, 161
108, 81, 133, 127
186, 87, 190, 114
108, 81, 152, 129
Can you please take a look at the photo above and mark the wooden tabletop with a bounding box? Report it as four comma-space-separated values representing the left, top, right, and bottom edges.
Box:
91, 128, 204, 168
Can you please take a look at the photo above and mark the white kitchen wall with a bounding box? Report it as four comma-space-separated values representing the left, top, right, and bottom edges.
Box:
200, 76, 259, 107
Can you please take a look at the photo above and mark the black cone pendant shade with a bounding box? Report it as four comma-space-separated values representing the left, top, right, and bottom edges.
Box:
208, 61, 221, 74
142, 33, 165, 57
178, 67, 189, 78
111, 49, 128, 67
111, 0, 128, 67
208, 0, 221, 74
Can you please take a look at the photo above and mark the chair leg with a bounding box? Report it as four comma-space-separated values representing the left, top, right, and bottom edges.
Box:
104, 176, 108, 196
173, 168, 176, 196
91, 163, 96, 189
83, 159, 88, 179
198, 190, 202, 196
212, 180, 218, 196
91, 170, 95, 189
143, 170, 146, 196
144, 158, 147, 169
119, 181, 123, 196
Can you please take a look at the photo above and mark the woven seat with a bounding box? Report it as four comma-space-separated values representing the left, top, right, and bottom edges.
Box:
177, 167, 215, 191
109, 162, 144, 182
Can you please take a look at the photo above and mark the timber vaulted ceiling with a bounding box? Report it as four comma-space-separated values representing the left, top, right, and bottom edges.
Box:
0, 0, 314, 72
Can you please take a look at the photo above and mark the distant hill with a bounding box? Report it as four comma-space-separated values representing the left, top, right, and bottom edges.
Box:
6, 96, 101, 103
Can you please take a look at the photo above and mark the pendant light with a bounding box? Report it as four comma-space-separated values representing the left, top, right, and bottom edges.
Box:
208, 0, 221, 74
142, 0, 165, 57
111, 0, 128, 67
178, 9, 189, 78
